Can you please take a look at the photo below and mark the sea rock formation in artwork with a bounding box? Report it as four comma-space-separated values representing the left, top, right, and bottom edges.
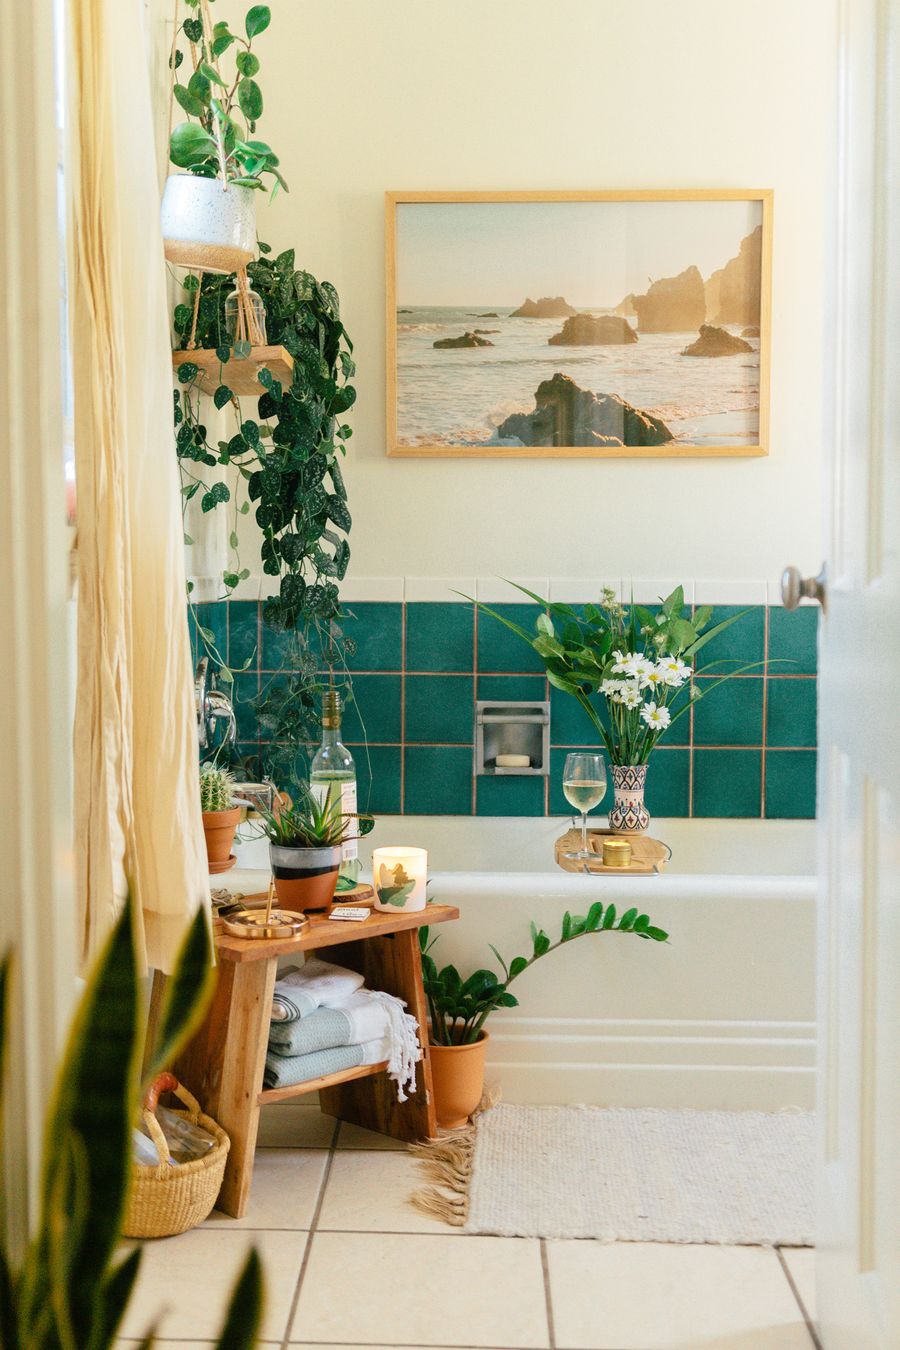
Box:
741, 325, 761, 338
497, 373, 673, 447
476, 311, 499, 317
548, 314, 638, 345
631, 266, 706, 332
704, 225, 763, 327
682, 324, 753, 357
615, 293, 637, 317
510, 296, 577, 318
433, 331, 494, 349
474, 328, 500, 333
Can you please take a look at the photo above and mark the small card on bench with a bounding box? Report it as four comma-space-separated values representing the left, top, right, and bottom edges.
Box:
329, 906, 371, 922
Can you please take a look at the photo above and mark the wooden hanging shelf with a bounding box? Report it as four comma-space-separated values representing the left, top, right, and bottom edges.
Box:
172, 345, 294, 398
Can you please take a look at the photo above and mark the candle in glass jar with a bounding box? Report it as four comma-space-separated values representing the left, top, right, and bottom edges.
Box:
372, 846, 428, 912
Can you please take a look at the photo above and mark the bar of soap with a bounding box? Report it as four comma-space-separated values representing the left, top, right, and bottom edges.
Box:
495, 753, 531, 767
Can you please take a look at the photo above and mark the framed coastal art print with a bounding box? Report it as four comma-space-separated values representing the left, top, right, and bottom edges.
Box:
385, 189, 772, 458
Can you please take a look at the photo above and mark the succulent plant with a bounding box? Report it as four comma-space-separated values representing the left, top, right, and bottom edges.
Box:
200, 762, 237, 814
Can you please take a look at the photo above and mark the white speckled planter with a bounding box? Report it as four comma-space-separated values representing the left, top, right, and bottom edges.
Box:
160, 173, 257, 274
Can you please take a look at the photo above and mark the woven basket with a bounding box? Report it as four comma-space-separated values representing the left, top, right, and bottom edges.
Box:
123, 1073, 230, 1239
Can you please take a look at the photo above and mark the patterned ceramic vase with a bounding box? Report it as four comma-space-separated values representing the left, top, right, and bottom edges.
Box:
608, 764, 650, 833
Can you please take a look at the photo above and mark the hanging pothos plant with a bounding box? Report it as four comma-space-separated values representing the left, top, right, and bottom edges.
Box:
174, 244, 357, 787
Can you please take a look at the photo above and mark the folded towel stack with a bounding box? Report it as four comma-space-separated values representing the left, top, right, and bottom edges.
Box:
264, 956, 421, 1101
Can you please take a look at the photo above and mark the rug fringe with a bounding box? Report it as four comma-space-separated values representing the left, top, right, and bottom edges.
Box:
408, 1086, 499, 1227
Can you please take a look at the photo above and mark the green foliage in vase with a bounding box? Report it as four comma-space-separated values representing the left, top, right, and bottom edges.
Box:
199, 761, 237, 813
470, 582, 756, 765
421, 901, 669, 1046
169, 0, 286, 195
0, 899, 263, 1347
175, 246, 358, 787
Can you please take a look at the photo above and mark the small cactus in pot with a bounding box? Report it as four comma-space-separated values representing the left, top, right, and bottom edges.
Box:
199, 763, 241, 874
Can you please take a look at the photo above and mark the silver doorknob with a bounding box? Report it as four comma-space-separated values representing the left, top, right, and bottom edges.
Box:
781, 563, 827, 610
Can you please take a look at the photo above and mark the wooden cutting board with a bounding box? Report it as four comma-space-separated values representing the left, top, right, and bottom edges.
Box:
554, 828, 671, 875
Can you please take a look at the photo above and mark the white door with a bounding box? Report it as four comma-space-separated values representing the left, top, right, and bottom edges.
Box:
803, 0, 900, 1345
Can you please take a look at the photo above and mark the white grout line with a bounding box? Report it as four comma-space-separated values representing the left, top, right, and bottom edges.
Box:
278, 1119, 342, 1350
776, 1246, 823, 1350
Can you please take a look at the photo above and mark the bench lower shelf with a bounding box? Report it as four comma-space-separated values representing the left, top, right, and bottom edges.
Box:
258, 1060, 390, 1105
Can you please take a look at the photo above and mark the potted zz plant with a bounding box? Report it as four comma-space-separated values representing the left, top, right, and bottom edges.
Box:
473, 583, 752, 834
421, 901, 668, 1128
200, 761, 241, 873
259, 792, 373, 914
161, 2, 287, 273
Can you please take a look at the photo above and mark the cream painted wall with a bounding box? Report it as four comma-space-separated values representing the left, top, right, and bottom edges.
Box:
194, 0, 836, 589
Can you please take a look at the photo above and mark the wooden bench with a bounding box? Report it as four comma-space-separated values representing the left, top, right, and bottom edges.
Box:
147, 902, 459, 1218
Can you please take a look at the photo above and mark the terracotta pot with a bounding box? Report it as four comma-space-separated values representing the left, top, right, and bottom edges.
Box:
202, 806, 240, 874
269, 843, 341, 914
428, 1030, 489, 1130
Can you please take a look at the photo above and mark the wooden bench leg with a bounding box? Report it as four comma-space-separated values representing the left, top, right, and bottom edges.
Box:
319, 928, 437, 1142
164, 957, 276, 1219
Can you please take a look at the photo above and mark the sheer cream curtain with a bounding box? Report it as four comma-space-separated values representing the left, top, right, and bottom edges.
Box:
70, 0, 210, 972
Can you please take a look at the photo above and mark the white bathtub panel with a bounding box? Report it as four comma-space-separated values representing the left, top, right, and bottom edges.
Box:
425, 871, 816, 1110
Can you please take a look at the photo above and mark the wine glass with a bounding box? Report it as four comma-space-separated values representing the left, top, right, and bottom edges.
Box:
563, 752, 608, 861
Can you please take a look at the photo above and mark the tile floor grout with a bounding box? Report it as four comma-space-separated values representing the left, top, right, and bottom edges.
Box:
135, 1124, 821, 1350
278, 1117, 342, 1350
776, 1245, 822, 1350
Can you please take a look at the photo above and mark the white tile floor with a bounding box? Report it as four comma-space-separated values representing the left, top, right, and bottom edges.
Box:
116, 1103, 822, 1350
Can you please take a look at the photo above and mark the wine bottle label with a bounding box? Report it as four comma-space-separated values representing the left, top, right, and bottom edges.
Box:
341, 780, 358, 861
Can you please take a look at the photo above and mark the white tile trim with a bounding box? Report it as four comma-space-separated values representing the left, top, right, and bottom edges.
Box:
335, 577, 405, 603
476, 575, 550, 603
548, 577, 612, 603
405, 576, 476, 602
622, 577, 696, 606
695, 579, 768, 606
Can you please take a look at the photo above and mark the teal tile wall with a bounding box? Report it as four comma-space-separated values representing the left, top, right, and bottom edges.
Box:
192, 600, 819, 819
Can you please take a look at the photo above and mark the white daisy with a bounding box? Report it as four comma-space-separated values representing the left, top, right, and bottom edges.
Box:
640, 701, 671, 730
657, 656, 691, 687
601, 678, 627, 697
610, 649, 633, 674
630, 656, 656, 681
640, 667, 667, 691
620, 687, 642, 709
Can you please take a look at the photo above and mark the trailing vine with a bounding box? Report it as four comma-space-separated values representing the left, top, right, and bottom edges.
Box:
174, 244, 358, 787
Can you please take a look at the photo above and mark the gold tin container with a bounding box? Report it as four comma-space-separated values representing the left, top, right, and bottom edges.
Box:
602, 839, 633, 868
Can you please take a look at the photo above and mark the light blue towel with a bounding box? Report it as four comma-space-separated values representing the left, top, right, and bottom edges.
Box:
263, 1036, 388, 1090
268, 991, 390, 1057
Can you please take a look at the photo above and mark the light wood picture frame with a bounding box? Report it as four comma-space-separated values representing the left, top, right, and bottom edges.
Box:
385, 189, 772, 458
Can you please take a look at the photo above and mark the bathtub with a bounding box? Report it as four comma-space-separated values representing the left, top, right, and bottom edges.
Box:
236, 815, 817, 1112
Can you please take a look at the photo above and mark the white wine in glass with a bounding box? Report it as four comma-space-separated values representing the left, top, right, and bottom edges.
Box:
563, 752, 607, 861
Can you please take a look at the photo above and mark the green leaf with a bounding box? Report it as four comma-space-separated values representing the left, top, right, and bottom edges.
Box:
177, 361, 198, 384
235, 50, 260, 76
245, 4, 271, 38
182, 273, 201, 293
170, 121, 217, 167
617, 907, 638, 931
214, 1246, 264, 1348
508, 956, 528, 979
199, 61, 227, 87
211, 32, 235, 56
229, 530, 239, 548
173, 83, 207, 117
561, 911, 572, 941
214, 384, 233, 409
238, 78, 263, 121
143, 901, 217, 1080
646, 926, 669, 942
585, 901, 603, 931
201, 482, 230, 512
601, 903, 617, 930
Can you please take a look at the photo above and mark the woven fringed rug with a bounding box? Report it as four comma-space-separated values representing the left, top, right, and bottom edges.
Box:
411, 1103, 815, 1245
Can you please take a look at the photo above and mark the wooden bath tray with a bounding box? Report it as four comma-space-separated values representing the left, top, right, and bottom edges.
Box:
554, 828, 671, 875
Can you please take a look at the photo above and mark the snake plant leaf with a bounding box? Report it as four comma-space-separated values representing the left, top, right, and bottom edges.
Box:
0, 1245, 16, 1350
18, 899, 140, 1345
92, 1245, 144, 1347
214, 1247, 264, 1349
143, 905, 217, 1083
